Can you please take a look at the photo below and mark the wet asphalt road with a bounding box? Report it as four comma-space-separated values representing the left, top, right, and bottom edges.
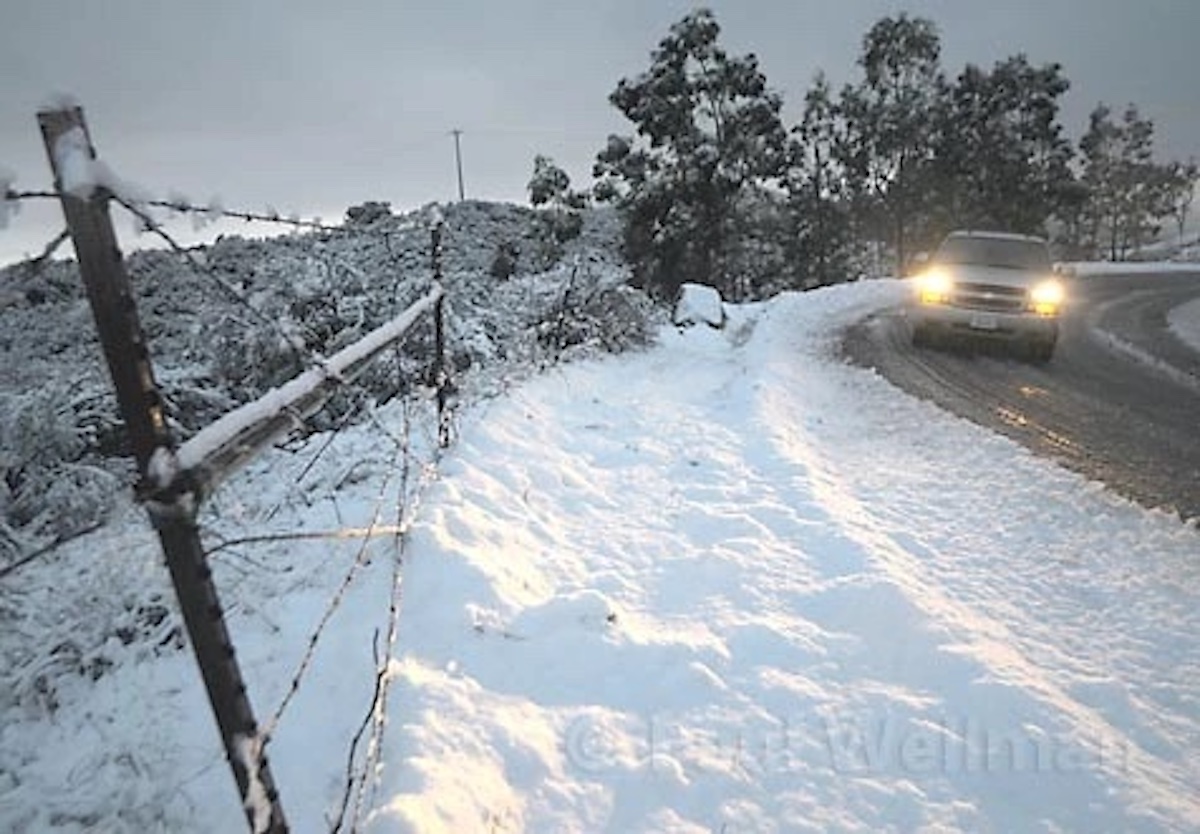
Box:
841, 270, 1200, 520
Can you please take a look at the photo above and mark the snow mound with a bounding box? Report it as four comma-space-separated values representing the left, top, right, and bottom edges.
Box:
1168, 296, 1200, 353
673, 282, 725, 328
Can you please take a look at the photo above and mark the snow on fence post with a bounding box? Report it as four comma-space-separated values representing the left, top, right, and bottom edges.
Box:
37, 105, 289, 834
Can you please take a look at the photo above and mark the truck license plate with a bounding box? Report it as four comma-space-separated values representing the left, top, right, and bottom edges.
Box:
969, 313, 998, 330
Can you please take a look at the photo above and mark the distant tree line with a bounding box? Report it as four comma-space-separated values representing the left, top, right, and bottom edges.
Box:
528, 9, 1198, 299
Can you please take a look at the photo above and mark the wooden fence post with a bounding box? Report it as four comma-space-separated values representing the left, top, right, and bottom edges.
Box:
431, 215, 451, 448
38, 105, 288, 833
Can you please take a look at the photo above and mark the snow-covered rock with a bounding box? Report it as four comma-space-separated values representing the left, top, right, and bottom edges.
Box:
672, 282, 725, 328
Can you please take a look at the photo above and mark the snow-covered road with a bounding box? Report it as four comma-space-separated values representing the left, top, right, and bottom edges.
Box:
367, 281, 1200, 832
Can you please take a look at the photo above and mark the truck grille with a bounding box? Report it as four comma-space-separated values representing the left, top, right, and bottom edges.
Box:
951, 283, 1026, 313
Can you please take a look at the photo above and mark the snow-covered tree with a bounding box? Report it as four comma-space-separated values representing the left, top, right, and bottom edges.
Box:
784, 73, 855, 287
527, 155, 587, 268
1167, 159, 1198, 245
839, 14, 945, 275
1079, 104, 1184, 259
932, 55, 1074, 236
593, 8, 787, 300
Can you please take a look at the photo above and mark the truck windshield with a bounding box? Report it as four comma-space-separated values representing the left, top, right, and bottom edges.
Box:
935, 237, 1052, 271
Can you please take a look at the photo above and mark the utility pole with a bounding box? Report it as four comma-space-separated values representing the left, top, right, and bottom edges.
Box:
38, 106, 288, 834
451, 128, 465, 202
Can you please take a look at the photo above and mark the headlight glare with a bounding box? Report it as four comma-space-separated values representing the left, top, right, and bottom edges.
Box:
1029, 279, 1064, 315
916, 269, 953, 305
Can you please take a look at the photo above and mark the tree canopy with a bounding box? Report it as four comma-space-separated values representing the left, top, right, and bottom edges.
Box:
580, 7, 1194, 298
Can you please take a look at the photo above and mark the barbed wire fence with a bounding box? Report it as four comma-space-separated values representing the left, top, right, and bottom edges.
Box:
0, 100, 649, 832
1, 104, 460, 833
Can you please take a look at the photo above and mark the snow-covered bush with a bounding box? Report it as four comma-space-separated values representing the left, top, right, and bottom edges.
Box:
8, 463, 119, 541
0, 385, 126, 540
0, 385, 88, 478
345, 200, 392, 226
0, 200, 648, 550
203, 311, 305, 400
490, 240, 520, 279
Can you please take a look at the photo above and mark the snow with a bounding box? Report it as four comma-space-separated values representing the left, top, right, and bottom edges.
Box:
673, 282, 726, 328
1168, 296, 1200, 352
39, 92, 81, 112
51, 126, 98, 199
146, 446, 180, 490
48, 122, 155, 214
0, 165, 17, 230
1068, 260, 1200, 276
360, 281, 1200, 832
233, 734, 272, 834
3, 240, 1200, 830
1071, 259, 1200, 388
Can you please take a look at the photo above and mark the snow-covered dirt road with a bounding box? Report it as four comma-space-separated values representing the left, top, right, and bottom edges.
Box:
367, 281, 1200, 832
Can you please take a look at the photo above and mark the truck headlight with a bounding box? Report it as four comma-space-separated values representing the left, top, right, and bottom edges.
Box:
916, 269, 953, 305
1029, 279, 1064, 316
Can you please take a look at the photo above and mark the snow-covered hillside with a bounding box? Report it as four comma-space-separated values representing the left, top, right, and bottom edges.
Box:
3, 248, 1199, 831
0, 201, 648, 555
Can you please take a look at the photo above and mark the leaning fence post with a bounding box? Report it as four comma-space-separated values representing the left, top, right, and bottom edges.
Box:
37, 105, 288, 833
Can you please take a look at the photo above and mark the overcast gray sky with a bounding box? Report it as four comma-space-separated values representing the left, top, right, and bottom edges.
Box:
2, 1, 1198, 265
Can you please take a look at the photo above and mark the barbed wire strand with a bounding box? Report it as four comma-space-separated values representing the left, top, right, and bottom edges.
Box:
3, 188, 57, 202
352, 400, 417, 830
4, 187, 340, 233
258, 419, 405, 746
333, 396, 408, 829
331, 628, 387, 833
204, 527, 403, 560
146, 198, 340, 232
109, 193, 323, 360
328, 402, 413, 832
18, 228, 71, 276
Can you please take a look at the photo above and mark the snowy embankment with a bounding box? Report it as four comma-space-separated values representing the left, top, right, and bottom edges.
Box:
1067, 260, 1200, 276
1069, 260, 1200, 388
1169, 296, 1200, 352
3, 276, 1200, 832
366, 281, 1200, 832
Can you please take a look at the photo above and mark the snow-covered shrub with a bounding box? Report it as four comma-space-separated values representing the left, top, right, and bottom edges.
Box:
203, 311, 305, 400
0, 386, 88, 487
0, 199, 645, 544
0, 519, 21, 568
8, 463, 119, 541
490, 241, 520, 279
537, 284, 659, 357
345, 200, 392, 226
2, 578, 180, 716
